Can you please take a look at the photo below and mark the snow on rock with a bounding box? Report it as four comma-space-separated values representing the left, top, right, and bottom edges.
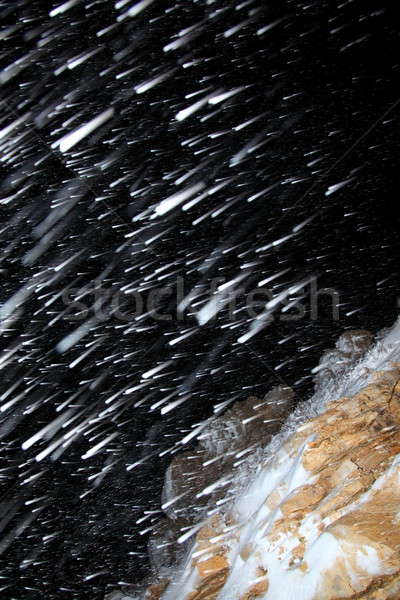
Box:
148, 386, 294, 572
161, 385, 294, 519
142, 318, 400, 599
312, 329, 373, 393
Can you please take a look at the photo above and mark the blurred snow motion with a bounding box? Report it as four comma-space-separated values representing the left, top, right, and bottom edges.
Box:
0, 0, 399, 597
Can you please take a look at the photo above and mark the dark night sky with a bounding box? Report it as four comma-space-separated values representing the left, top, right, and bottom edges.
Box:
0, 1, 399, 598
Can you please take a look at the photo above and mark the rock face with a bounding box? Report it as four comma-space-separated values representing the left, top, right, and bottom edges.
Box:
141, 323, 400, 600
148, 385, 294, 571
163, 385, 295, 520
313, 329, 373, 393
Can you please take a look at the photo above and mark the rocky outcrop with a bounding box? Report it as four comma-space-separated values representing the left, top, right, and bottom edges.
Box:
163, 385, 295, 519
148, 385, 294, 571
144, 579, 170, 600
313, 329, 373, 392
161, 364, 400, 600
139, 323, 400, 600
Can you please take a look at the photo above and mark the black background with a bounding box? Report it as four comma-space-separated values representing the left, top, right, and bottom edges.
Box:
0, 0, 399, 598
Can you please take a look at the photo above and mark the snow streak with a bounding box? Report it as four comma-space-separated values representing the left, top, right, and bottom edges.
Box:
0, 0, 399, 598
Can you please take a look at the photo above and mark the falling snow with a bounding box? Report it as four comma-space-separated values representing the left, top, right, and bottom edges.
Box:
0, 0, 399, 599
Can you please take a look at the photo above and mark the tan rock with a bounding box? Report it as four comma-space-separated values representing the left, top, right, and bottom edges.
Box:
144, 336, 400, 600
196, 555, 229, 579
144, 579, 169, 600
162, 386, 294, 519
240, 567, 268, 599
150, 386, 294, 573
188, 554, 229, 600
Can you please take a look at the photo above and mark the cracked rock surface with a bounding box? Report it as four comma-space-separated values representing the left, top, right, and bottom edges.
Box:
136, 321, 400, 599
